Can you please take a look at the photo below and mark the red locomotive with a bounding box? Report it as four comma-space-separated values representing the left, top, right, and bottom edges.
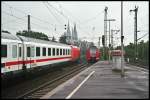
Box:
86, 46, 100, 63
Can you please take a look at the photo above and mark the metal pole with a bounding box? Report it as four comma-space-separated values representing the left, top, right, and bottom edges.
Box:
28, 15, 31, 32
111, 30, 113, 50
130, 6, 138, 62
104, 7, 108, 47
99, 37, 101, 49
135, 6, 138, 61
104, 19, 116, 61
28, 15, 31, 37
121, 1, 124, 77
104, 7, 108, 60
109, 21, 110, 62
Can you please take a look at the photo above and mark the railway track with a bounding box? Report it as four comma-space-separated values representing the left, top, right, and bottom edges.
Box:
15, 63, 90, 99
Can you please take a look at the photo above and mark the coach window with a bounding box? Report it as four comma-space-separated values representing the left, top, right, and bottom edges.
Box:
43, 47, 46, 56
68, 49, 70, 55
63, 49, 65, 55
66, 49, 67, 55
53, 48, 55, 56
69, 50, 71, 55
36, 47, 40, 57
1, 45, 7, 57
19, 47, 21, 57
12, 45, 17, 58
69, 49, 71, 55
60, 49, 62, 55
27, 47, 31, 57
57, 48, 59, 56
66, 49, 68, 55
48, 48, 51, 56
31, 46, 35, 57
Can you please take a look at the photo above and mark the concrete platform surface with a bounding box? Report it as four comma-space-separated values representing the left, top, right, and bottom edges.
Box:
41, 61, 149, 99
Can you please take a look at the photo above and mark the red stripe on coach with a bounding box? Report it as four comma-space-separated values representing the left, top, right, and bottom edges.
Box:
5, 56, 71, 66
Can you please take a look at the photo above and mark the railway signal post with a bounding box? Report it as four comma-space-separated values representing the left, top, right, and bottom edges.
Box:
130, 6, 138, 62
104, 19, 116, 62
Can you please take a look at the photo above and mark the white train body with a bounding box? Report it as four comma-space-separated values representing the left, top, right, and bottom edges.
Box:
1, 32, 75, 75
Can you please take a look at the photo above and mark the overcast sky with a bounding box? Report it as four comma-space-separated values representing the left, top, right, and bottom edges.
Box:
2, 1, 149, 47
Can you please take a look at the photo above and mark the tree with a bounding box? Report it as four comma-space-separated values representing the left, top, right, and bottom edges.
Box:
124, 40, 149, 66
59, 35, 67, 44
16, 30, 49, 41
2, 30, 11, 34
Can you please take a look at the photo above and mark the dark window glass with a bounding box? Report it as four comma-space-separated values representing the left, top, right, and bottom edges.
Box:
68, 49, 69, 55
48, 48, 51, 56
63, 49, 65, 55
57, 48, 59, 55
36, 47, 40, 56
27, 47, 31, 57
66, 49, 67, 55
19, 47, 21, 57
1, 45, 7, 57
43, 47, 46, 56
53, 48, 55, 56
60, 49, 62, 55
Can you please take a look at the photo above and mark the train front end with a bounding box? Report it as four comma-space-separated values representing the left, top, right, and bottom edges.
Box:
86, 46, 100, 63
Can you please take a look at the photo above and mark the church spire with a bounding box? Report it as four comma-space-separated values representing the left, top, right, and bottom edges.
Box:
67, 21, 71, 39
74, 23, 78, 40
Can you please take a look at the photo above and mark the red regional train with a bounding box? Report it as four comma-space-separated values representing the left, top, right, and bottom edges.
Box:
86, 46, 100, 63
1, 32, 80, 77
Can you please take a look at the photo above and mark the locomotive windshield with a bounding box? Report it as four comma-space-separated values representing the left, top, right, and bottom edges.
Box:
89, 46, 97, 54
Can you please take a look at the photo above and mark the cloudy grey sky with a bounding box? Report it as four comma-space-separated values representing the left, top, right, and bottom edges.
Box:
2, 1, 149, 47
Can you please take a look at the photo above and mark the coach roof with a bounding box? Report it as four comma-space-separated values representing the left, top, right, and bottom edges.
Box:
18, 35, 70, 47
2, 31, 21, 41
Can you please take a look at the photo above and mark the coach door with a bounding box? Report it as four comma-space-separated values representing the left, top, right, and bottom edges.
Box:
18, 43, 23, 70
26, 45, 35, 69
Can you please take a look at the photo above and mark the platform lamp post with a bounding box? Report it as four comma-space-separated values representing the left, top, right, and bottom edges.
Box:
104, 19, 116, 63
121, 1, 125, 78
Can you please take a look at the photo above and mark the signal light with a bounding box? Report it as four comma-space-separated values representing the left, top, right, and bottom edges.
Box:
102, 35, 105, 46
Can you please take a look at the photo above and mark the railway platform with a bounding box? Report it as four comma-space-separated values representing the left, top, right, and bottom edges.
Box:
41, 61, 149, 99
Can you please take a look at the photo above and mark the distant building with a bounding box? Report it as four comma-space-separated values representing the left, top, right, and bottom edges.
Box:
65, 22, 78, 45
66, 21, 71, 40
72, 27, 74, 40
73, 23, 78, 41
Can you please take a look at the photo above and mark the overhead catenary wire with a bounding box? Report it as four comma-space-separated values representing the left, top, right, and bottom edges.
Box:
47, 2, 69, 21
54, 2, 94, 39
43, 2, 63, 25
54, 2, 105, 41
3, 2, 55, 28
2, 15, 27, 25
137, 33, 148, 41
46, 2, 92, 39
2, 11, 54, 35
2, 2, 65, 39
80, 11, 104, 24
56, 2, 82, 24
